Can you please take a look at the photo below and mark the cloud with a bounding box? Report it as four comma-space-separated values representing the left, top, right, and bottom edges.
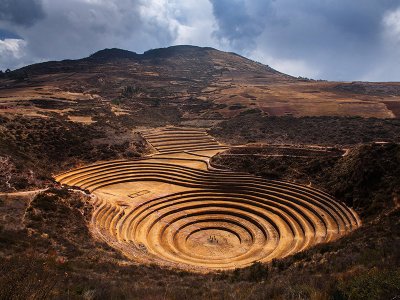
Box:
0, 0, 220, 70
0, 39, 28, 70
383, 7, 400, 44
251, 48, 320, 79
3, 0, 177, 67
135, 0, 221, 49
0, 29, 21, 40
360, 6, 400, 81
209, 0, 400, 80
168, 0, 220, 47
209, 0, 273, 52
0, 0, 45, 27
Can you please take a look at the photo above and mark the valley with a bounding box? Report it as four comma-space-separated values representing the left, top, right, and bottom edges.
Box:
0, 46, 399, 299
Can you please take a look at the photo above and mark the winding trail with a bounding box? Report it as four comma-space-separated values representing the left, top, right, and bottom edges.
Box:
55, 127, 360, 272
0, 189, 48, 197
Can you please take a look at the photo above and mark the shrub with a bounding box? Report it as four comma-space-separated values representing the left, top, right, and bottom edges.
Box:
335, 270, 400, 300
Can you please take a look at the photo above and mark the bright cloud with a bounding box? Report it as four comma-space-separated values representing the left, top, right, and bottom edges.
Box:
383, 7, 400, 44
0, 39, 28, 70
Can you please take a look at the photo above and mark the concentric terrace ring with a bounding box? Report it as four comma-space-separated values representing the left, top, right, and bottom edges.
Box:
56, 156, 360, 270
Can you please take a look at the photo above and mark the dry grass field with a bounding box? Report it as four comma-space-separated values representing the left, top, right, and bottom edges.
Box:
207, 51, 400, 119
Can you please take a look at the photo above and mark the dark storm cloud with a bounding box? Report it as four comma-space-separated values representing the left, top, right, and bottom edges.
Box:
210, 0, 273, 50
0, 29, 21, 39
0, 0, 45, 27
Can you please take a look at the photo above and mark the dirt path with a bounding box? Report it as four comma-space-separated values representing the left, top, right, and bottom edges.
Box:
0, 188, 48, 197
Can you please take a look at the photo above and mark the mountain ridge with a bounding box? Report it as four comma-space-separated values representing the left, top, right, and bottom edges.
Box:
11, 45, 285, 78
1, 45, 400, 119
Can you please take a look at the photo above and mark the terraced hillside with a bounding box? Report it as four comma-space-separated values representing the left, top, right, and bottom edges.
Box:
55, 128, 360, 271
141, 127, 228, 154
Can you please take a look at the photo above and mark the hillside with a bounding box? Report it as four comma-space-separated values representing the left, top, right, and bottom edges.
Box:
1, 45, 400, 124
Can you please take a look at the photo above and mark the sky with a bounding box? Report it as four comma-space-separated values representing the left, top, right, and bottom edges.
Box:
0, 0, 400, 81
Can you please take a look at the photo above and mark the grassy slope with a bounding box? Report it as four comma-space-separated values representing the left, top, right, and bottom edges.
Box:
0, 115, 150, 192
210, 112, 400, 146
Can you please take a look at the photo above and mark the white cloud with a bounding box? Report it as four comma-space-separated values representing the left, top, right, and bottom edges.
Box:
170, 0, 220, 47
383, 7, 400, 45
138, 0, 221, 48
139, 0, 179, 35
0, 39, 26, 59
0, 39, 28, 70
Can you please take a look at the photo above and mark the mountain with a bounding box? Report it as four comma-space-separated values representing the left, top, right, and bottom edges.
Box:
1, 45, 399, 122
